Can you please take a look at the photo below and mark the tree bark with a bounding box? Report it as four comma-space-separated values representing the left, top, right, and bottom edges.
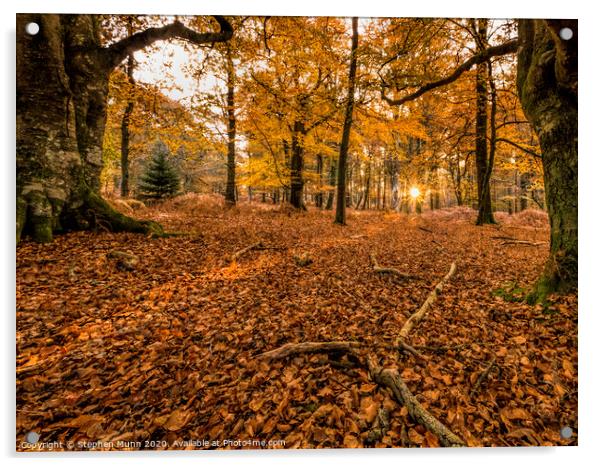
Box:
362, 156, 371, 210
16, 14, 232, 243
289, 121, 306, 209
225, 45, 237, 207
517, 19, 578, 298
334, 17, 359, 225
120, 49, 135, 198
315, 153, 324, 208
475, 19, 495, 225
325, 156, 336, 210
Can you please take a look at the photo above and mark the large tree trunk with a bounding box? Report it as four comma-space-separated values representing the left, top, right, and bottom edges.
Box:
475, 19, 495, 225
16, 14, 232, 243
225, 45, 237, 207
334, 17, 359, 225
16, 14, 150, 243
517, 19, 578, 298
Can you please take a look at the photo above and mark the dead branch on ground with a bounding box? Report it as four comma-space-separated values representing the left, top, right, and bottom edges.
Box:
370, 253, 416, 279
230, 241, 263, 262
258, 342, 464, 446
396, 262, 457, 346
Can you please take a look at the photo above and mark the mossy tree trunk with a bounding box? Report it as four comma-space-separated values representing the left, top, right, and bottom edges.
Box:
517, 19, 578, 298
16, 14, 232, 243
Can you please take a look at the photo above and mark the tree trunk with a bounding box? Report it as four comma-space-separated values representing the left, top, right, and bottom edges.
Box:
517, 19, 578, 298
334, 17, 359, 225
475, 20, 495, 225
120, 51, 134, 198
225, 46, 237, 207
289, 121, 306, 209
325, 156, 336, 210
315, 153, 324, 208
390, 158, 401, 210
362, 157, 371, 210
519, 173, 530, 211
16, 14, 232, 243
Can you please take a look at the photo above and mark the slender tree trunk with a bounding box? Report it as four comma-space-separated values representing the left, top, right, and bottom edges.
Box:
315, 153, 323, 208
282, 139, 290, 202
475, 20, 495, 225
289, 121, 306, 209
390, 158, 400, 210
517, 19, 578, 298
334, 17, 359, 225
120, 50, 135, 198
325, 157, 336, 210
519, 173, 530, 211
224, 46, 237, 207
362, 157, 371, 210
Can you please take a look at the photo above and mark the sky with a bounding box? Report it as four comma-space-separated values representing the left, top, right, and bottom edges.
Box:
133, 43, 220, 105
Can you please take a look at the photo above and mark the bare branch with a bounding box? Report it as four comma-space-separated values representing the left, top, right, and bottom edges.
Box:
381, 39, 519, 106
495, 138, 542, 159
106, 16, 233, 70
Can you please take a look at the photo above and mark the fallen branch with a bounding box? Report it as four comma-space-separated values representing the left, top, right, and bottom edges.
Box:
230, 241, 263, 262
396, 262, 457, 346
397, 340, 427, 361
257, 341, 464, 446
365, 356, 465, 447
259, 341, 360, 360
470, 357, 498, 398
501, 240, 545, 247
370, 253, 416, 280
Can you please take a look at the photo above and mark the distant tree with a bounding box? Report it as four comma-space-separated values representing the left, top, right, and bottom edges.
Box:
138, 141, 180, 199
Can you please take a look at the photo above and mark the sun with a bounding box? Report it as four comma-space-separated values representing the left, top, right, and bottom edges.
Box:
409, 187, 421, 199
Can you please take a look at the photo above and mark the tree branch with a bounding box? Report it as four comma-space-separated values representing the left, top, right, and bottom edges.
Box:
495, 138, 542, 159
381, 39, 519, 106
106, 16, 233, 69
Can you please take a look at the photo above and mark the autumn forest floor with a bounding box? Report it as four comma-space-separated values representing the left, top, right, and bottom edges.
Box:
16, 194, 577, 450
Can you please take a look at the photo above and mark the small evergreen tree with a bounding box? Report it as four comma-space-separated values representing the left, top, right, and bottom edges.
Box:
138, 140, 180, 199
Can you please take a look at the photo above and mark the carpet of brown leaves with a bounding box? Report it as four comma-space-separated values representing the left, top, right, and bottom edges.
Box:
16, 195, 577, 450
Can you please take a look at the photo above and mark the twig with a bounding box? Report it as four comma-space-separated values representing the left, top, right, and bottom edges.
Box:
370, 253, 416, 280
230, 241, 263, 262
470, 356, 498, 397
396, 262, 457, 346
501, 240, 545, 247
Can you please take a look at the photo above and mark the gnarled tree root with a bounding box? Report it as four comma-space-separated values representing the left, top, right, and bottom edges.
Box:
17, 188, 163, 244
83, 191, 163, 237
